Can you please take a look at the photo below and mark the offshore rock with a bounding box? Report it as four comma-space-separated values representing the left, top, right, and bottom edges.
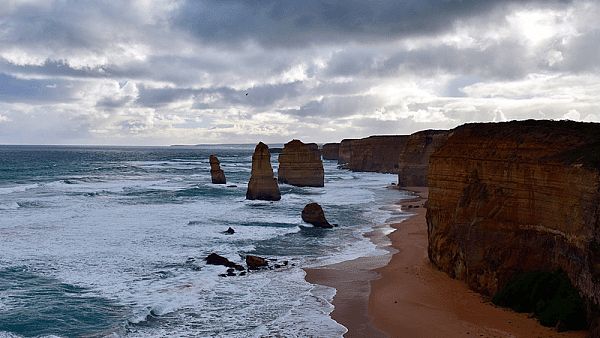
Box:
322, 143, 340, 160
397, 130, 451, 187
278, 139, 324, 187
341, 136, 409, 174
246, 142, 281, 201
426, 120, 600, 317
302, 202, 333, 228
306, 143, 322, 160
209, 155, 226, 184
205, 253, 245, 271
246, 255, 268, 270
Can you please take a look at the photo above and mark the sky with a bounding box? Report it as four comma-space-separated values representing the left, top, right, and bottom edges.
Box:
1, 0, 599, 146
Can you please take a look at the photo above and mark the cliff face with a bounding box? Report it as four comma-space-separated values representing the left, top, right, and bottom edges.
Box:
209, 155, 226, 184
397, 130, 450, 187
338, 139, 357, 164
341, 136, 408, 174
278, 139, 324, 187
426, 120, 600, 308
322, 143, 340, 160
246, 142, 281, 201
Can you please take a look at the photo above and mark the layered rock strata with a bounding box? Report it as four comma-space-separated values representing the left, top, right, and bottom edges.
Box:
341, 136, 408, 173
426, 120, 600, 315
246, 142, 281, 201
322, 143, 340, 160
397, 130, 450, 186
278, 139, 324, 187
338, 139, 357, 164
209, 155, 226, 184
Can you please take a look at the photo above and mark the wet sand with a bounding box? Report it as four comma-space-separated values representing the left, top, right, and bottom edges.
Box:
305, 186, 588, 338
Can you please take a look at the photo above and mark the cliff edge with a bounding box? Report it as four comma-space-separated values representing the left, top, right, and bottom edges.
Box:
426, 120, 600, 327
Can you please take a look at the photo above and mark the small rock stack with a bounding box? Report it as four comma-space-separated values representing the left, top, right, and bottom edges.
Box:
209, 155, 226, 184
246, 142, 281, 201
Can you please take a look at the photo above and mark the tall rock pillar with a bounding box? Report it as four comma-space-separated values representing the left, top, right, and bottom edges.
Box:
246, 142, 281, 201
209, 155, 226, 184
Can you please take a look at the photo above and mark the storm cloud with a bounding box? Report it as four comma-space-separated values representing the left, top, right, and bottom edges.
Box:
0, 0, 598, 145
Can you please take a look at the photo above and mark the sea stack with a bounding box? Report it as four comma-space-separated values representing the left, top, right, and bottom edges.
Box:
301, 203, 332, 228
209, 155, 226, 184
246, 142, 281, 201
278, 139, 324, 187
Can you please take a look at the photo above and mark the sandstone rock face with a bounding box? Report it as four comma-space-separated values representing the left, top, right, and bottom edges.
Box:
209, 155, 226, 184
426, 120, 600, 310
301, 202, 332, 228
306, 142, 322, 160
278, 139, 324, 187
338, 139, 357, 164
397, 130, 450, 187
322, 143, 340, 160
246, 142, 281, 201
342, 136, 408, 173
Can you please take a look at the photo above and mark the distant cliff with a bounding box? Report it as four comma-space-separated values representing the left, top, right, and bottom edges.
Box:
322, 143, 340, 160
397, 130, 450, 187
340, 136, 408, 174
338, 139, 357, 164
426, 120, 600, 319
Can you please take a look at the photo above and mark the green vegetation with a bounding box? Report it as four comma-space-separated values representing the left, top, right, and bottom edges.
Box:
492, 269, 588, 330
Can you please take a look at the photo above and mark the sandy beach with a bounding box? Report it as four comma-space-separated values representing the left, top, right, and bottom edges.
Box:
305, 187, 589, 338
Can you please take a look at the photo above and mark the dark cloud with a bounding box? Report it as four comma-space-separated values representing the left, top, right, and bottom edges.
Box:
173, 0, 571, 47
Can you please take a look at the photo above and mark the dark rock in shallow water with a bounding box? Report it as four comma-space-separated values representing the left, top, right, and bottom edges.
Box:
205, 253, 244, 271
246, 255, 268, 269
301, 203, 333, 228
224, 227, 235, 235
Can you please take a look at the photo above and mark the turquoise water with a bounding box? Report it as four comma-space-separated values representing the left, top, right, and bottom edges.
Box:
0, 145, 407, 337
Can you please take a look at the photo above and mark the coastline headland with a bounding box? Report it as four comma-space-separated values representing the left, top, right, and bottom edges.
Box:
307, 119, 599, 337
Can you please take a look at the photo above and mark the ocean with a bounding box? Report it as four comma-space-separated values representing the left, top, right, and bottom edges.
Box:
0, 145, 410, 338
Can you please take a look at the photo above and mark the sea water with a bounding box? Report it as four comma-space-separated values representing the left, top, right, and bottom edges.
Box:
0, 145, 411, 338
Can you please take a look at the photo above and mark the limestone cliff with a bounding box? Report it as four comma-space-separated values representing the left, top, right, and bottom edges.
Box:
426, 120, 600, 313
209, 155, 226, 184
246, 142, 281, 201
322, 143, 340, 160
278, 139, 324, 187
397, 130, 450, 187
341, 136, 408, 174
338, 139, 357, 164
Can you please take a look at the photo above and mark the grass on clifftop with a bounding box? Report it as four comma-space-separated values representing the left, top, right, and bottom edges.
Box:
492, 269, 588, 330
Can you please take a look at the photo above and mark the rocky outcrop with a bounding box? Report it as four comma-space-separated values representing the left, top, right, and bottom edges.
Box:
341, 136, 408, 173
246, 142, 281, 201
278, 139, 324, 187
426, 120, 600, 318
246, 255, 268, 269
397, 130, 450, 186
205, 253, 245, 271
209, 155, 226, 184
301, 202, 333, 228
322, 143, 340, 160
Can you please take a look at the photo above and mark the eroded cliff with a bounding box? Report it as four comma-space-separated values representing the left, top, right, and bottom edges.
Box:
426, 120, 600, 315
341, 136, 408, 173
397, 130, 450, 186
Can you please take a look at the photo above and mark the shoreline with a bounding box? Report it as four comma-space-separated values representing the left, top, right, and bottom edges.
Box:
305, 186, 588, 338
